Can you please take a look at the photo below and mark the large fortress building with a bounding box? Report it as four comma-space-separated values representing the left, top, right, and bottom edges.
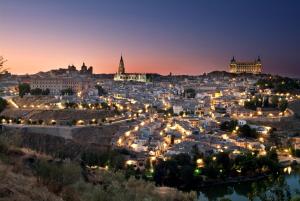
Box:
229, 56, 262, 74
113, 55, 149, 82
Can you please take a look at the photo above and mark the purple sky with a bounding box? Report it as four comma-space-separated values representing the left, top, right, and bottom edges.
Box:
0, 0, 299, 76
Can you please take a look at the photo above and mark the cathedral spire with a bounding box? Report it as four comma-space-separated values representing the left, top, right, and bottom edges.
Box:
257, 56, 261, 62
231, 56, 236, 63
118, 54, 125, 74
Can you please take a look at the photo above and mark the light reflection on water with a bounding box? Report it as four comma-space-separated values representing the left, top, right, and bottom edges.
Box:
198, 169, 300, 201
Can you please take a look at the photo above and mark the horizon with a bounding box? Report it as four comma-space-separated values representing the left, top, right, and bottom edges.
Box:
1, 0, 300, 77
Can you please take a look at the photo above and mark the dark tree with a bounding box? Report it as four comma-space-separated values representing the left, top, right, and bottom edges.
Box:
30, 88, 43, 95
220, 120, 238, 132
278, 100, 288, 112
18, 83, 31, 97
61, 88, 74, 96
42, 88, 50, 95
95, 85, 107, 96
0, 56, 7, 74
184, 88, 196, 98
0, 97, 8, 112
238, 124, 258, 139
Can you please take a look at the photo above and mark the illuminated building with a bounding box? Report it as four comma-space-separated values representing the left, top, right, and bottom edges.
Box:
30, 77, 92, 95
114, 55, 149, 82
229, 56, 262, 74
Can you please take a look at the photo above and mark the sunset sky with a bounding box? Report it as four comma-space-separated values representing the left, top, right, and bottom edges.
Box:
1, 0, 299, 76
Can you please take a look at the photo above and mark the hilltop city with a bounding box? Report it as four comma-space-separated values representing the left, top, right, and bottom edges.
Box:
0, 55, 300, 200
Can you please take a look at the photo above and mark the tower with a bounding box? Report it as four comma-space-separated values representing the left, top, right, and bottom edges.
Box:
81, 62, 87, 72
118, 55, 125, 74
229, 56, 237, 73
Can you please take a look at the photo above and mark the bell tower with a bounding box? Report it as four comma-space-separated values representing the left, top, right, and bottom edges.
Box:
118, 55, 125, 74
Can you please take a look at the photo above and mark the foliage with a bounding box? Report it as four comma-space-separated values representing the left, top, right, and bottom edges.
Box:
291, 196, 300, 201
64, 102, 78, 109
31, 154, 196, 201
81, 150, 126, 170
95, 85, 107, 96
291, 148, 300, 158
256, 77, 300, 94
34, 159, 81, 192
0, 56, 7, 74
244, 99, 259, 110
18, 83, 31, 97
61, 88, 74, 96
184, 88, 196, 98
0, 97, 7, 113
244, 95, 289, 111
238, 124, 258, 139
101, 102, 109, 109
220, 120, 238, 132
30, 88, 50, 95
72, 171, 196, 201
153, 150, 279, 190
278, 99, 288, 112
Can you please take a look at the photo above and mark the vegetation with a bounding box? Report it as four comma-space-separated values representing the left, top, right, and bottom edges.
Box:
0, 135, 196, 201
291, 196, 300, 201
291, 148, 300, 158
30, 88, 50, 95
256, 76, 300, 94
35, 160, 81, 193
220, 120, 238, 132
18, 83, 31, 97
279, 99, 289, 112
95, 85, 107, 96
238, 124, 258, 139
0, 56, 7, 74
61, 88, 74, 96
81, 149, 126, 170
0, 97, 7, 113
63, 101, 111, 111
64, 102, 78, 109
153, 150, 279, 190
73, 170, 196, 201
244, 95, 288, 111
184, 88, 196, 98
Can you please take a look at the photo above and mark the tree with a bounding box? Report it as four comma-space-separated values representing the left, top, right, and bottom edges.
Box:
238, 124, 258, 139
278, 100, 288, 112
61, 88, 74, 96
101, 102, 109, 109
270, 96, 279, 107
184, 88, 196, 98
291, 195, 300, 201
18, 83, 30, 97
42, 88, 50, 95
95, 85, 107, 96
220, 120, 238, 132
244, 100, 257, 110
0, 56, 7, 74
0, 97, 7, 113
30, 88, 43, 95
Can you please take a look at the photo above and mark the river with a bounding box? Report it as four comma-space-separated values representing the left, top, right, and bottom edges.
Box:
198, 167, 300, 201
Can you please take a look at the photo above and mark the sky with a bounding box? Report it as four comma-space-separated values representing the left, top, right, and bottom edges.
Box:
0, 0, 299, 76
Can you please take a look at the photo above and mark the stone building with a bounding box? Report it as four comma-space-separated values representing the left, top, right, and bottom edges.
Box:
229, 57, 262, 74
114, 55, 149, 82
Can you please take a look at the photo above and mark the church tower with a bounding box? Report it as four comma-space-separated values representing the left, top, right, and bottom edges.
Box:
118, 55, 125, 74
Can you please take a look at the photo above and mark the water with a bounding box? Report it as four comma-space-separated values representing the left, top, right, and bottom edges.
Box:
198, 169, 300, 201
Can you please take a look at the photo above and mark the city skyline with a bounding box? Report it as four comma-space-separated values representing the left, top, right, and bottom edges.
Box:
1, 0, 300, 77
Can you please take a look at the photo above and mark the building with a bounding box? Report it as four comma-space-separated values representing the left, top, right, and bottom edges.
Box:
114, 56, 149, 82
30, 77, 92, 95
29, 63, 94, 95
229, 57, 262, 74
